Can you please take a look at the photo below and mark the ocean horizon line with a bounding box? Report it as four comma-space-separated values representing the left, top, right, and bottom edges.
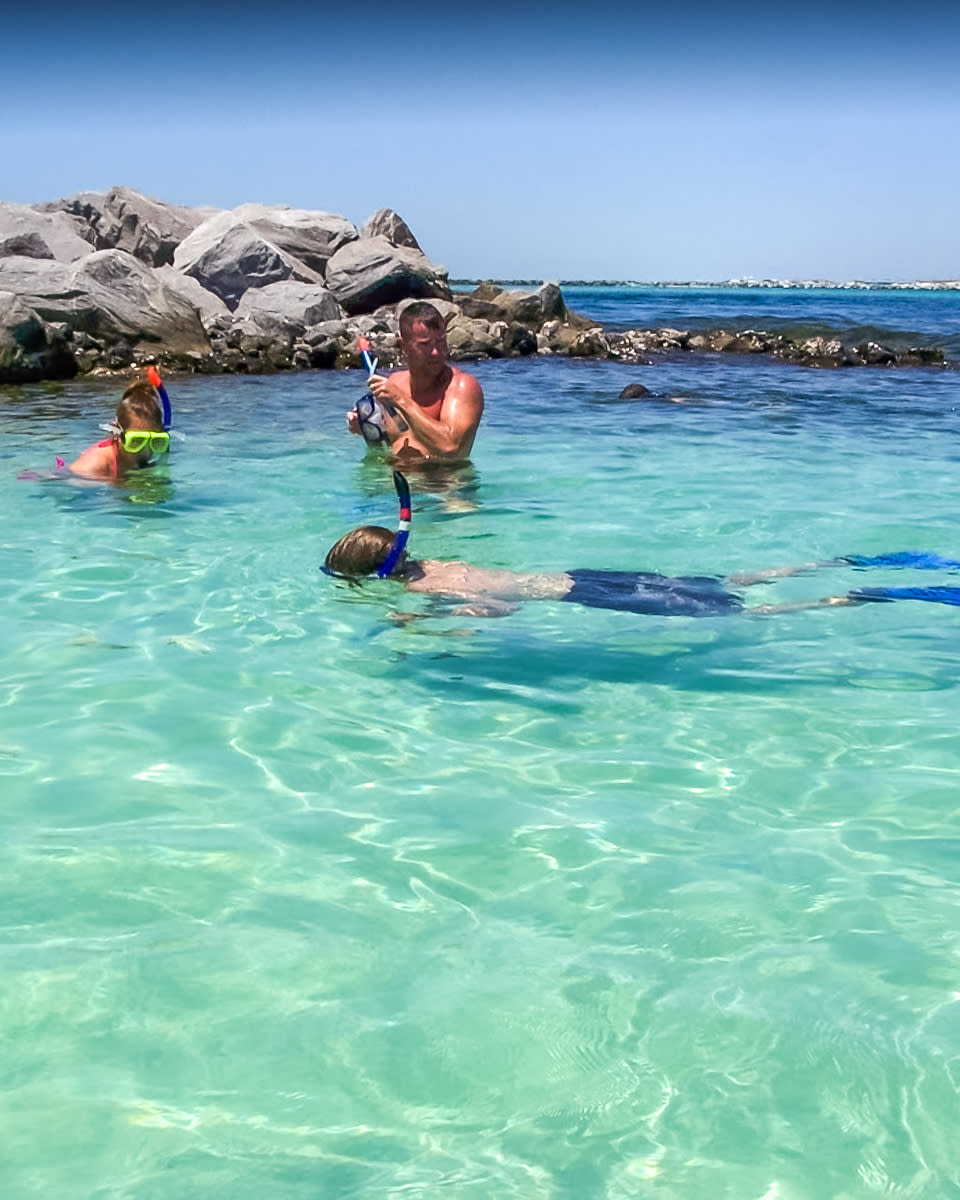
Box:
451, 278, 960, 292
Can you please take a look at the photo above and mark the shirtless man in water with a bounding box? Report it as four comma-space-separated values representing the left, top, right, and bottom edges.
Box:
346, 302, 484, 463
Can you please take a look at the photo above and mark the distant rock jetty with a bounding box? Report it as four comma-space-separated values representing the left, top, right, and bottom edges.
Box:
0, 188, 951, 384
454, 278, 960, 291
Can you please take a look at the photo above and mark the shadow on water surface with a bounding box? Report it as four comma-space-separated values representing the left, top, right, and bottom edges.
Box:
367, 616, 959, 711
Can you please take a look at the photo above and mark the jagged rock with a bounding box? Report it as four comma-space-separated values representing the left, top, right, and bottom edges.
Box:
38, 187, 214, 266
537, 319, 593, 355
154, 265, 230, 329
113, 187, 207, 265
173, 211, 325, 309
0, 201, 93, 263
724, 330, 772, 354
0, 251, 210, 365
469, 282, 504, 301
852, 341, 896, 365
236, 204, 357, 274
710, 331, 737, 352
361, 208, 422, 252
173, 204, 355, 299
324, 236, 450, 315
79, 250, 210, 357
0, 290, 76, 382
0, 232, 55, 260
501, 322, 538, 356
495, 283, 568, 327
446, 315, 500, 358
234, 281, 342, 334
897, 346, 944, 365
786, 336, 844, 366
567, 328, 612, 358
303, 319, 348, 346
34, 191, 106, 246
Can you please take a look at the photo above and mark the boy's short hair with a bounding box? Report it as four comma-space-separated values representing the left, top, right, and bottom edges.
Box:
398, 301, 445, 338
325, 526, 397, 577
117, 380, 163, 430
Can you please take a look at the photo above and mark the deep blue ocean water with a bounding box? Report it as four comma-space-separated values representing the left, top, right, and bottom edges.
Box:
2, 287, 960, 1198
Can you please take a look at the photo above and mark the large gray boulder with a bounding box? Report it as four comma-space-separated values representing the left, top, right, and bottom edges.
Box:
34, 190, 106, 247
458, 281, 568, 327
79, 250, 211, 356
173, 210, 324, 309
0, 251, 210, 363
323, 236, 451, 316
98, 186, 215, 266
496, 282, 567, 327
39, 187, 216, 266
235, 204, 357, 274
0, 290, 76, 382
155, 265, 230, 329
0, 201, 94, 263
360, 208, 422, 252
234, 281, 342, 332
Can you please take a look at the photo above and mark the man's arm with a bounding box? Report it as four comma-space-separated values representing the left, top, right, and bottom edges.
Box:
370, 372, 484, 460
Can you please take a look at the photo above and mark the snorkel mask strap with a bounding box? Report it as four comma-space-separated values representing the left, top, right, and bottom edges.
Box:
146, 365, 172, 430
377, 472, 411, 578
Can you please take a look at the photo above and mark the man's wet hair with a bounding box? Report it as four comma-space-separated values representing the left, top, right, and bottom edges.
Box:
324, 526, 397, 577
398, 301, 445, 338
117, 380, 163, 430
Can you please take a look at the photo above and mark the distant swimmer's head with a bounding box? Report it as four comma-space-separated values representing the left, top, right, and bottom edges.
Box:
324, 526, 406, 578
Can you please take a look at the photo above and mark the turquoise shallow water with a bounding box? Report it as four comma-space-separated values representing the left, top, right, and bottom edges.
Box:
3, 340, 960, 1197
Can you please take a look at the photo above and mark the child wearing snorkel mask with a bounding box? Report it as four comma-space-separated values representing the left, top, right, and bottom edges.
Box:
69, 380, 171, 481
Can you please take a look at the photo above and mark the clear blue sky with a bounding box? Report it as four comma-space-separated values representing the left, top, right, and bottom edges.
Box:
4, 0, 959, 282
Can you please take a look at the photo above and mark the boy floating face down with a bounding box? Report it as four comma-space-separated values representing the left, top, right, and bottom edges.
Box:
69, 380, 170, 481
324, 476, 960, 619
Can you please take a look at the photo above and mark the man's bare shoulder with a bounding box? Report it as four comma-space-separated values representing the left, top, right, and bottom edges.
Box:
449, 367, 483, 397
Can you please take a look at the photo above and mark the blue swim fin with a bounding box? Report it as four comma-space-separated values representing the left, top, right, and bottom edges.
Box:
849, 586, 960, 606
842, 552, 960, 570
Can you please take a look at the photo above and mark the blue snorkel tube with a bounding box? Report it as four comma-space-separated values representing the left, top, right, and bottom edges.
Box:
321, 473, 412, 581
146, 365, 172, 430
377, 472, 411, 577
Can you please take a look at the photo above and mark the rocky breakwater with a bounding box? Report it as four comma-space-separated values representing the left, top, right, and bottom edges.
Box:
1, 187, 950, 383
0, 188, 592, 384
552, 325, 948, 369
